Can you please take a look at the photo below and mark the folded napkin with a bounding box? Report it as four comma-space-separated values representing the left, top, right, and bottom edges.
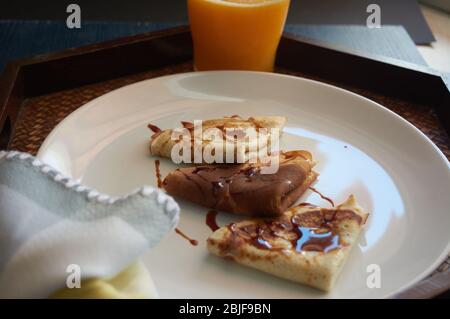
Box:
0, 150, 179, 298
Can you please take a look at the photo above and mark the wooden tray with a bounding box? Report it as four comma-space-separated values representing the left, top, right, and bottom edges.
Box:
0, 25, 449, 298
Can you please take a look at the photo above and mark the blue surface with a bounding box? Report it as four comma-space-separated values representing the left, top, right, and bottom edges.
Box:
0, 20, 427, 73
0, 21, 179, 72
285, 24, 427, 65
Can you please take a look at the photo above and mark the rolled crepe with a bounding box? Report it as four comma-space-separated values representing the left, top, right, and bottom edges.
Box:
163, 151, 318, 216
149, 115, 286, 163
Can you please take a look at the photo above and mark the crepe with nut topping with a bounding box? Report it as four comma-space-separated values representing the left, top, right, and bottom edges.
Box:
148, 115, 286, 163
207, 195, 369, 291
163, 151, 317, 217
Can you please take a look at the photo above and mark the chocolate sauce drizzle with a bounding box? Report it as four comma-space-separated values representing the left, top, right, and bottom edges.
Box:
179, 115, 263, 143
147, 123, 161, 133
225, 207, 361, 253
181, 121, 194, 130
308, 186, 335, 207
154, 160, 163, 188
206, 210, 219, 232
175, 228, 198, 246
294, 227, 339, 252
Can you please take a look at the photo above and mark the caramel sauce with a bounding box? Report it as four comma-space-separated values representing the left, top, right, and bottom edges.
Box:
175, 228, 198, 246
147, 123, 161, 133
206, 210, 219, 232
308, 186, 335, 207
154, 160, 163, 188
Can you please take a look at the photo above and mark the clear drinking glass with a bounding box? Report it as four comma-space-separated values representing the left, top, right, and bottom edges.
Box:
188, 0, 291, 72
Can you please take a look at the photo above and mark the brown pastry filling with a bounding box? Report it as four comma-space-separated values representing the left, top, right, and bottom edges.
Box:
163, 153, 317, 216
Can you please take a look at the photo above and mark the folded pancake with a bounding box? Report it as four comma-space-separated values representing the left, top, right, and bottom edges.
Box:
163, 151, 318, 216
148, 115, 286, 163
207, 195, 369, 291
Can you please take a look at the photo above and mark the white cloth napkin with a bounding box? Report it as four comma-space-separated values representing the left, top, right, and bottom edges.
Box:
0, 150, 179, 298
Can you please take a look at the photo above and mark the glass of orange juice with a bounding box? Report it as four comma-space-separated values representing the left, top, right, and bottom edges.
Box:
188, 0, 290, 72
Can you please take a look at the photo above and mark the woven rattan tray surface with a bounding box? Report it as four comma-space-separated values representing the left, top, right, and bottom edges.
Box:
1, 27, 449, 298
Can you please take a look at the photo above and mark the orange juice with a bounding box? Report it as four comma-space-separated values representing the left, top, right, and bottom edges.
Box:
188, 0, 290, 72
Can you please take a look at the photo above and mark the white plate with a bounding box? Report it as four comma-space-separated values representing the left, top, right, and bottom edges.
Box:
37, 71, 450, 298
